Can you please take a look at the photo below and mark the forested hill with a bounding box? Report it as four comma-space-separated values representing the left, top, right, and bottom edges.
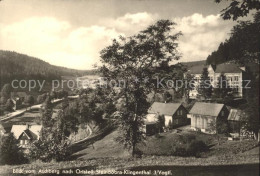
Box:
180, 60, 206, 68
206, 12, 260, 65
0, 50, 98, 87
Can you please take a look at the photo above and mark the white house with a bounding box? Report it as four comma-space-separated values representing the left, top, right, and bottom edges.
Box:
186, 63, 245, 99
188, 102, 229, 133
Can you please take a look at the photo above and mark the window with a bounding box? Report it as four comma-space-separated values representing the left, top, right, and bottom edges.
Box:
20, 140, 24, 145
233, 86, 239, 92
234, 76, 239, 81
221, 111, 224, 116
210, 76, 213, 82
180, 110, 183, 115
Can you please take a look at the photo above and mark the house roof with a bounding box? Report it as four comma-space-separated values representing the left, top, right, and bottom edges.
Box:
187, 65, 206, 74
214, 63, 243, 73
187, 63, 243, 75
148, 102, 182, 116
228, 109, 245, 121
11, 125, 42, 140
189, 102, 224, 117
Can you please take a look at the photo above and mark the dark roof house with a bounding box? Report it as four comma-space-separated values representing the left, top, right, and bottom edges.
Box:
148, 102, 183, 116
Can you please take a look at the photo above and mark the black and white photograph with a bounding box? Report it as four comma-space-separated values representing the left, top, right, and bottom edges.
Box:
0, 0, 259, 175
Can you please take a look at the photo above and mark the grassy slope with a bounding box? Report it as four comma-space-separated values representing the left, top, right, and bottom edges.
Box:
0, 128, 259, 174
72, 129, 130, 160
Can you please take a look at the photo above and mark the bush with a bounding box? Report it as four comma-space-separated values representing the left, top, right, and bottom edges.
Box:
170, 138, 209, 157
186, 140, 209, 157
0, 134, 27, 165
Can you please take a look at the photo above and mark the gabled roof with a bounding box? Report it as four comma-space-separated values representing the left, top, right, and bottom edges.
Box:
214, 63, 243, 73
187, 63, 244, 75
189, 102, 224, 117
11, 125, 42, 140
228, 109, 245, 121
148, 102, 182, 116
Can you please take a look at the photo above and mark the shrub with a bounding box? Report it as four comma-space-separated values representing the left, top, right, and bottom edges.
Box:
186, 140, 209, 157
170, 138, 209, 157
0, 134, 27, 165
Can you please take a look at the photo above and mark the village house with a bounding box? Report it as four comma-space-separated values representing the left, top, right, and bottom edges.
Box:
188, 102, 229, 133
145, 102, 188, 134
11, 124, 42, 152
186, 63, 245, 99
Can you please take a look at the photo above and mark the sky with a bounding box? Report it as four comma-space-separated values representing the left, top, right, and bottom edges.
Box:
0, 0, 244, 70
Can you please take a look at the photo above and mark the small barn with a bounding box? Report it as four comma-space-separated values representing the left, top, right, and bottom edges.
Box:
188, 102, 229, 133
228, 109, 245, 133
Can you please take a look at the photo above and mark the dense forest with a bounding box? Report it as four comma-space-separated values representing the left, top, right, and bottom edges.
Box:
206, 12, 260, 65
0, 50, 98, 89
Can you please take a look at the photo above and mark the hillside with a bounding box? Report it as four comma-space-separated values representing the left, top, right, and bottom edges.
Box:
0, 50, 98, 88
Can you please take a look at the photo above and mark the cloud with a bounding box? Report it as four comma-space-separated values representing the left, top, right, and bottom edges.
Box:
0, 12, 233, 69
99, 12, 159, 34
173, 13, 232, 62
0, 17, 123, 69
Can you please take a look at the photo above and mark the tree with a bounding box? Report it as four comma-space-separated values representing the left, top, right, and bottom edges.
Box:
5, 99, 14, 112
163, 91, 172, 103
37, 93, 47, 104
242, 73, 259, 139
56, 100, 79, 139
28, 128, 70, 162
213, 73, 232, 99
25, 95, 34, 109
29, 97, 73, 162
156, 114, 165, 133
0, 133, 25, 165
100, 20, 181, 156
1, 84, 12, 100
198, 68, 212, 99
184, 73, 194, 104
50, 91, 57, 100
40, 96, 53, 128
215, 0, 260, 21
0, 97, 7, 105
208, 118, 228, 144
207, 12, 260, 64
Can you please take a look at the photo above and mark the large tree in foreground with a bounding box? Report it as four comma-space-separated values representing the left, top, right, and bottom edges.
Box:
100, 20, 182, 156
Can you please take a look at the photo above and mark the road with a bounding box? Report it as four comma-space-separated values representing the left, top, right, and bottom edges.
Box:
0, 96, 79, 122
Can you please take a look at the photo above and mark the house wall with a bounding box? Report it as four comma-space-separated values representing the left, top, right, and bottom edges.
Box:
146, 114, 156, 122
190, 114, 215, 131
172, 106, 188, 127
